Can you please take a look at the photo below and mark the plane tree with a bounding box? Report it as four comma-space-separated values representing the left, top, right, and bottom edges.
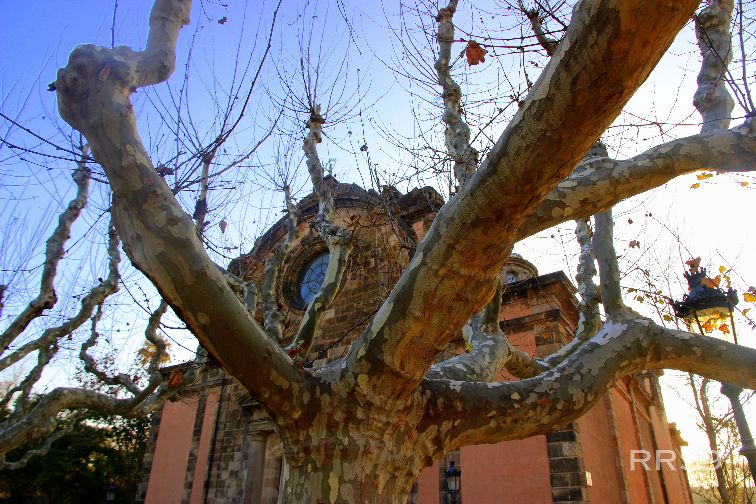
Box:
2, 0, 755, 501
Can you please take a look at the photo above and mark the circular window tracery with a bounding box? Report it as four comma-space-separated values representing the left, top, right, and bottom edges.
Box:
298, 252, 330, 306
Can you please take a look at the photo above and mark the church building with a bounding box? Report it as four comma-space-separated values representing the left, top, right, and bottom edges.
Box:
136, 178, 693, 504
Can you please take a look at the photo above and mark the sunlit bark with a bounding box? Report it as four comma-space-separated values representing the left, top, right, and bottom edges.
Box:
42, 0, 756, 500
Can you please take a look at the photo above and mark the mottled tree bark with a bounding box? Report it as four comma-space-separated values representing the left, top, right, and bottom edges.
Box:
346, 0, 702, 403
49, 0, 756, 501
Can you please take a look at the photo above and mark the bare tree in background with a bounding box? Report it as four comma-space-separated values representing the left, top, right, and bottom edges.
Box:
0, 0, 754, 501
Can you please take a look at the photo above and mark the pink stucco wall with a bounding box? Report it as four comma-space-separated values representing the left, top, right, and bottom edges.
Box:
460, 436, 552, 504
145, 397, 198, 504
417, 463, 439, 504
579, 394, 624, 503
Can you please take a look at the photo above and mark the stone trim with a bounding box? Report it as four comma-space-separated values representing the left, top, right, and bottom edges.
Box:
182, 392, 209, 504
135, 408, 164, 503
499, 308, 562, 331
547, 423, 589, 503
605, 392, 632, 504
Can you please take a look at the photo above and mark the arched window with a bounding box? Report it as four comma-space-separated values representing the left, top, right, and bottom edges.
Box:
298, 252, 329, 306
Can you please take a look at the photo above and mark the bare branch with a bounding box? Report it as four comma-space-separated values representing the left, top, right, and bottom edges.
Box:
540, 217, 601, 369
143, 301, 169, 377
0, 224, 121, 383
424, 317, 756, 451
694, 0, 735, 132
593, 209, 625, 317
80, 304, 141, 396
0, 145, 91, 353
286, 108, 353, 360
346, 0, 699, 402
520, 3, 560, 56
0, 419, 77, 471
1, 297, 171, 458
435, 0, 478, 190
55, 0, 311, 421
517, 119, 756, 240
193, 152, 214, 238
427, 283, 546, 381
0, 385, 167, 457
261, 186, 299, 340
573, 217, 600, 339
80, 300, 168, 397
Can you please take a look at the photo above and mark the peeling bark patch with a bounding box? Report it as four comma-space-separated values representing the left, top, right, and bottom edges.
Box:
329, 472, 339, 503
357, 374, 369, 391
270, 369, 290, 390
369, 301, 394, 341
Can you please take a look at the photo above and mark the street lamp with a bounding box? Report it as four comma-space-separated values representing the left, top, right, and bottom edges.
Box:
673, 264, 756, 483
445, 460, 461, 504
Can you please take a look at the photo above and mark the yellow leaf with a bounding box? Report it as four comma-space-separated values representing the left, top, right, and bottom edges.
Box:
741, 181, 749, 187
690, 183, 700, 189
697, 172, 713, 180
742, 308, 750, 316
744, 292, 756, 303
719, 265, 727, 274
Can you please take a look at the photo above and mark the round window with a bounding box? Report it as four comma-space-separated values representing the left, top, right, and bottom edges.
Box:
298, 252, 330, 306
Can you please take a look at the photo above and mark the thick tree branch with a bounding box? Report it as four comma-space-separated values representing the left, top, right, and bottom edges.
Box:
136, 0, 192, 87
0, 419, 77, 470
0, 385, 167, 457
573, 217, 600, 340
540, 217, 601, 369
423, 317, 756, 452
287, 108, 353, 360
346, 0, 699, 403
518, 119, 756, 239
427, 283, 546, 381
55, 0, 312, 422
593, 209, 625, 316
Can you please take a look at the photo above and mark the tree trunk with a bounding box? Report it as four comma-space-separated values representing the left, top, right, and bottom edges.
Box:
282, 451, 418, 504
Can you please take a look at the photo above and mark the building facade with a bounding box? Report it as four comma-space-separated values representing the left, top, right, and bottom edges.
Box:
137, 179, 692, 503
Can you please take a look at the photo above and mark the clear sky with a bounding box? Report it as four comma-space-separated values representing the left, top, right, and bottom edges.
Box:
1, 0, 754, 474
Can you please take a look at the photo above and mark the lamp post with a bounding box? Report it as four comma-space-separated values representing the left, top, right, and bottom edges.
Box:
673, 264, 756, 483
105, 483, 116, 503
445, 460, 461, 504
